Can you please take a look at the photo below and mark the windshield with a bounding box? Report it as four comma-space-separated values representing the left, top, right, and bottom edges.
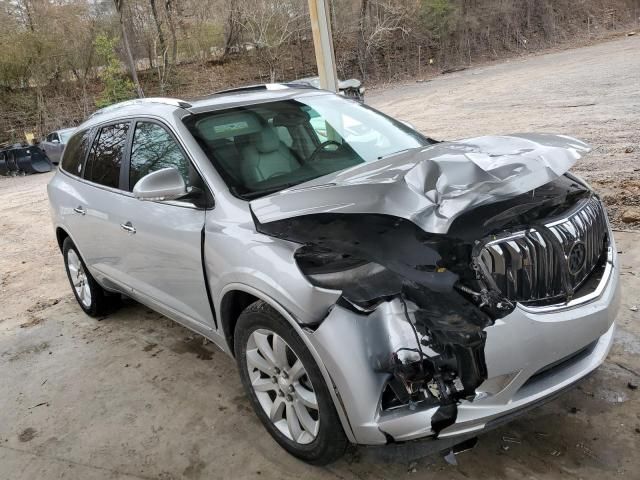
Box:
184, 94, 431, 199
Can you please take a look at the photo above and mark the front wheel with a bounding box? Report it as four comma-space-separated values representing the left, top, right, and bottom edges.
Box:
235, 300, 348, 464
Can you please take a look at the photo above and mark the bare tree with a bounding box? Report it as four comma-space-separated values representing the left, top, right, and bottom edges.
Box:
65, 18, 99, 116
113, 0, 144, 98
357, 0, 409, 80
164, 0, 178, 64
237, 0, 308, 82
357, 0, 369, 79
149, 0, 168, 68
147, 0, 172, 92
223, 0, 242, 59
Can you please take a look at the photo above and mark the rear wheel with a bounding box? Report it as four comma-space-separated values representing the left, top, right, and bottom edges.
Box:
235, 300, 348, 464
63, 237, 113, 317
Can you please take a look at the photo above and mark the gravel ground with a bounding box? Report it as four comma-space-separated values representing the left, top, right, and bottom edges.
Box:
0, 35, 639, 480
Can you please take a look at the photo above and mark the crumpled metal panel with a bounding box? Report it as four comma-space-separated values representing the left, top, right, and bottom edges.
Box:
250, 133, 590, 234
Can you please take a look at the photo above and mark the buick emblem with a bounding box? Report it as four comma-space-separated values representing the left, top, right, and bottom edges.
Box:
567, 241, 587, 274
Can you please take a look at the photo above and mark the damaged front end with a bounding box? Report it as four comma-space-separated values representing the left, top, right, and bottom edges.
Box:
250, 134, 612, 444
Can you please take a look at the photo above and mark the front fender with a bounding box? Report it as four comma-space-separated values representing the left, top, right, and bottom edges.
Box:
216, 282, 357, 443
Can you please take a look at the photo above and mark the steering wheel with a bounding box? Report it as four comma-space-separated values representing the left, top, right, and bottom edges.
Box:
308, 140, 342, 163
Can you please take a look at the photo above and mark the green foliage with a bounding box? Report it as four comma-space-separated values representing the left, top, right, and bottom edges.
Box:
94, 35, 134, 108
419, 0, 457, 40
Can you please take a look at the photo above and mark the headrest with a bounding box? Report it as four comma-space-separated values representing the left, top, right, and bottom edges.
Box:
254, 126, 281, 153
195, 111, 262, 141
272, 110, 309, 127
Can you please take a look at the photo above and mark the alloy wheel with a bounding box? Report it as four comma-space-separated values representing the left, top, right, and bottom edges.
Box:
245, 328, 320, 444
67, 249, 91, 308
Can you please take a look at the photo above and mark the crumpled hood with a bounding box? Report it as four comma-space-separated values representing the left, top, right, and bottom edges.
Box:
250, 133, 591, 234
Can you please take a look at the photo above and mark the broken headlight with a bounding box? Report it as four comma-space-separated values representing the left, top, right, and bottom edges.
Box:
294, 246, 382, 290
295, 246, 404, 310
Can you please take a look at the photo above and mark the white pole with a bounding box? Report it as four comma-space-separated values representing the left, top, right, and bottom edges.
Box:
307, 0, 339, 92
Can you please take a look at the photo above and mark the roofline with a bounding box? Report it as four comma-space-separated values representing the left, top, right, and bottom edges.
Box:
85, 85, 319, 121
80, 84, 331, 126
87, 97, 192, 120
205, 82, 318, 97
187, 87, 331, 115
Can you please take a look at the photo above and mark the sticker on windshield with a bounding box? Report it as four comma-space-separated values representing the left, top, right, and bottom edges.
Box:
214, 121, 249, 134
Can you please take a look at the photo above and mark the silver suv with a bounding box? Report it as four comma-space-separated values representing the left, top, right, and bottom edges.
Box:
48, 85, 620, 464
40, 127, 76, 164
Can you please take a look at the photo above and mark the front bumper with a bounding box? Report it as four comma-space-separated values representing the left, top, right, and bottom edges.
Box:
306, 246, 620, 446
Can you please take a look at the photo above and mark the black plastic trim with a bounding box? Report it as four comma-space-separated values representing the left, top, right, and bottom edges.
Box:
200, 226, 218, 329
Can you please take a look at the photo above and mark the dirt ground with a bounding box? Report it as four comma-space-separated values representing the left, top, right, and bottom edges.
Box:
1, 36, 639, 480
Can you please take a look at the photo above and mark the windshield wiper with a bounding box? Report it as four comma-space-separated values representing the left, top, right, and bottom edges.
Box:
377, 148, 411, 160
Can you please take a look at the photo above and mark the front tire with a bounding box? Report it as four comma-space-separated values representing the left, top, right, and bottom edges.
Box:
235, 300, 348, 465
62, 237, 112, 317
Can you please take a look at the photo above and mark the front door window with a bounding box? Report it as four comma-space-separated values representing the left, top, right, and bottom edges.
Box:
129, 122, 191, 190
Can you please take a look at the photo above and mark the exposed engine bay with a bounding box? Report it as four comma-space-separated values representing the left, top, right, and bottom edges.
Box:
249, 134, 610, 438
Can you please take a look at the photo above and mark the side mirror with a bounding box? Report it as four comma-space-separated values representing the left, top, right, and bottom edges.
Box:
133, 167, 187, 201
51, 139, 60, 144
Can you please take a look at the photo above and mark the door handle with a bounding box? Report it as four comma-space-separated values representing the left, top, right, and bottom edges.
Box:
73, 206, 86, 215
120, 222, 136, 234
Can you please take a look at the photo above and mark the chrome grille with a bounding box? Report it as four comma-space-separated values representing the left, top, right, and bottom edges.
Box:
477, 196, 608, 303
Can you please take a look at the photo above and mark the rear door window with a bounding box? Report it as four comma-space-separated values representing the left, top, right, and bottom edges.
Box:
84, 123, 130, 189
60, 129, 93, 177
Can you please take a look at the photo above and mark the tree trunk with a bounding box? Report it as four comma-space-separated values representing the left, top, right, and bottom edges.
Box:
147, 42, 155, 69
71, 68, 90, 117
164, 0, 178, 64
81, 42, 95, 115
35, 85, 45, 139
23, 0, 35, 32
357, 0, 369, 80
114, 0, 144, 98
223, 0, 240, 59
149, 0, 168, 70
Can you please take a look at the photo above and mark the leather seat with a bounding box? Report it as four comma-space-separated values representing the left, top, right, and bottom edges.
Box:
206, 139, 243, 182
239, 126, 300, 186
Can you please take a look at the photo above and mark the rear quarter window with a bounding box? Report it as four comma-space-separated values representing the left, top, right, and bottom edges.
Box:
60, 129, 92, 177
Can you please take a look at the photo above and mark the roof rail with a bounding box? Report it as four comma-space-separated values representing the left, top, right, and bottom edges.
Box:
208, 82, 317, 97
208, 84, 286, 96
88, 97, 192, 119
281, 82, 320, 90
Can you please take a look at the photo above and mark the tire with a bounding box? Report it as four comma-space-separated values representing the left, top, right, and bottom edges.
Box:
234, 300, 348, 465
62, 237, 113, 317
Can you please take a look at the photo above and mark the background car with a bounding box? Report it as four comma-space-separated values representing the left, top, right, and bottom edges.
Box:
40, 127, 76, 164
